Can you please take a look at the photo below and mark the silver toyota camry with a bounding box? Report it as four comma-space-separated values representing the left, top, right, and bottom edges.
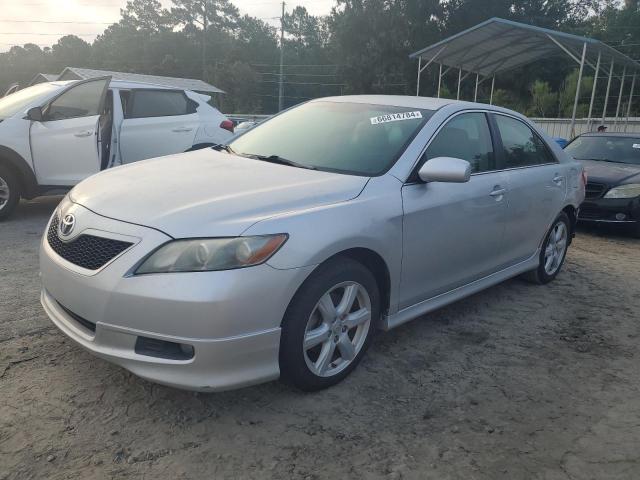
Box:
40, 95, 585, 392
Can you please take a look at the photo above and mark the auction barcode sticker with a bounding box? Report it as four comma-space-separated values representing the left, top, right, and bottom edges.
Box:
370, 111, 422, 125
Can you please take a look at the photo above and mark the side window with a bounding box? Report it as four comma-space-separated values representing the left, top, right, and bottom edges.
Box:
119, 90, 131, 114
126, 90, 196, 119
424, 112, 495, 173
494, 115, 555, 168
45, 80, 107, 121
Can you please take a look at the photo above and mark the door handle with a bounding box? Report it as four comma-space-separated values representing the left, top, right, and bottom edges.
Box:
74, 130, 94, 137
553, 174, 564, 185
171, 127, 193, 132
489, 187, 507, 197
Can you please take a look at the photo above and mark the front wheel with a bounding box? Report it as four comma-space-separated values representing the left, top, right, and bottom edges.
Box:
279, 258, 380, 391
523, 212, 570, 284
0, 165, 20, 221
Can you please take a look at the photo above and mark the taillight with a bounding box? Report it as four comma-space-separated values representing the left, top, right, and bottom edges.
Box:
220, 120, 234, 133
581, 169, 588, 186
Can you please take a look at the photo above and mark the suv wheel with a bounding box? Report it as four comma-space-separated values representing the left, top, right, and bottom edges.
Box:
524, 212, 570, 284
279, 258, 379, 391
0, 165, 20, 221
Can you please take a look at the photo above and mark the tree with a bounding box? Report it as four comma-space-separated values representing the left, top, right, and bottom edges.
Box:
528, 80, 557, 117
120, 0, 174, 33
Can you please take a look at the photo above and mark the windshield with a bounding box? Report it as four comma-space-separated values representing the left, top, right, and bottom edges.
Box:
0, 83, 59, 120
229, 101, 434, 176
565, 135, 640, 165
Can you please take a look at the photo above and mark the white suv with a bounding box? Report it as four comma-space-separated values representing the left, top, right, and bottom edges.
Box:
0, 76, 233, 219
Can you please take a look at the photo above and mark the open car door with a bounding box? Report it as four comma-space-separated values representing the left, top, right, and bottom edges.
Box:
30, 76, 110, 186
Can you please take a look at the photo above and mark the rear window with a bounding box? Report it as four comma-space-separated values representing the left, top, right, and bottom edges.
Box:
126, 90, 196, 118
229, 101, 434, 176
565, 135, 640, 165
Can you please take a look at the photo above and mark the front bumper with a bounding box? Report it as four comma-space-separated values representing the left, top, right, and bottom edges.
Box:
578, 197, 640, 224
40, 202, 315, 391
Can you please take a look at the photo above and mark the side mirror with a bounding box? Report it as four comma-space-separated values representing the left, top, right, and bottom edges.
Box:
418, 156, 471, 183
26, 106, 44, 122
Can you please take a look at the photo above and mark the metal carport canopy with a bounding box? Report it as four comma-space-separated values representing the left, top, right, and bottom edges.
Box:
410, 18, 640, 137
410, 17, 638, 78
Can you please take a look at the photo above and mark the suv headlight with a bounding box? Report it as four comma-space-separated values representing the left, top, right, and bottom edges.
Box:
604, 184, 640, 199
135, 234, 288, 274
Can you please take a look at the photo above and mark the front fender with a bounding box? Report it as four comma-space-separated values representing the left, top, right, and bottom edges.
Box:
243, 175, 404, 314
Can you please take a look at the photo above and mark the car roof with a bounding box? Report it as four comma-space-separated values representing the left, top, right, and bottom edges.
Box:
45, 79, 190, 92
578, 132, 640, 139
309, 94, 517, 114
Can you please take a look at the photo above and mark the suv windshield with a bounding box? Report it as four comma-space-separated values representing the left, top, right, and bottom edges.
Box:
229, 101, 434, 176
565, 135, 640, 165
0, 83, 60, 120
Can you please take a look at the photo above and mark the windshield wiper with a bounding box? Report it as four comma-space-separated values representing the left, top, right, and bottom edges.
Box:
242, 153, 317, 170
211, 143, 236, 154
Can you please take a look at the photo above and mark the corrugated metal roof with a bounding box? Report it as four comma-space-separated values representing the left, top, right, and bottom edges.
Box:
410, 17, 640, 77
57, 67, 225, 94
28, 73, 59, 85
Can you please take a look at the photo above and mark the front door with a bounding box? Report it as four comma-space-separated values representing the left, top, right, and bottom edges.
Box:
490, 113, 567, 263
400, 111, 510, 309
118, 89, 199, 163
31, 77, 110, 186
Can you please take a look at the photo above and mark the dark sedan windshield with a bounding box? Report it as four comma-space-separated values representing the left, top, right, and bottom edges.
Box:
565, 135, 640, 165
229, 101, 434, 176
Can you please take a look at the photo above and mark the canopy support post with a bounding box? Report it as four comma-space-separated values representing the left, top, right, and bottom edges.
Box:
489, 75, 495, 105
570, 42, 587, 139
602, 59, 614, 126
624, 72, 636, 132
457, 67, 462, 100
586, 51, 601, 132
415, 45, 447, 97
474, 73, 479, 102
614, 66, 627, 130
416, 56, 422, 96
437, 63, 442, 98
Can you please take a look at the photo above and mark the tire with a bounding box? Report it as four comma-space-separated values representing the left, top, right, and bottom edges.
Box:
279, 257, 380, 391
523, 212, 571, 285
0, 164, 20, 221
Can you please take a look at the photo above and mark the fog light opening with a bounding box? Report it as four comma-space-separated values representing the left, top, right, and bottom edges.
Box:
134, 336, 195, 360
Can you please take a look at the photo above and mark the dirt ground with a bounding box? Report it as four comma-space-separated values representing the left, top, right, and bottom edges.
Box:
1, 196, 639, 480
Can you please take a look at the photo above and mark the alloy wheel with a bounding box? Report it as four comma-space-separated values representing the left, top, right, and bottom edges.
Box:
0, 176, 9, 211
543, 221, 568, 275
303, 281, 372, 378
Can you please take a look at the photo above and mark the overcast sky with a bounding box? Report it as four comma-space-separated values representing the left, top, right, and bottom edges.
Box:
0, 0, 335, 53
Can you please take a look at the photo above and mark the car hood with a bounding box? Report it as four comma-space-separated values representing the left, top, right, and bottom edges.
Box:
580, 159, 640, 185
70, 150, 369, 238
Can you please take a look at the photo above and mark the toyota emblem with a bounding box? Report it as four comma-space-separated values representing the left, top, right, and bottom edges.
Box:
60, 213, 76, 236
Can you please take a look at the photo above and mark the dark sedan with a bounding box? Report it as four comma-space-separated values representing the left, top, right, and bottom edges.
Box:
564, 133, 640, 236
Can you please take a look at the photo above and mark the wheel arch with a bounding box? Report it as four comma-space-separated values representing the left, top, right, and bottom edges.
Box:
562, 204, 577, 243
318, 247, 391, 326
0, 146, 38, 199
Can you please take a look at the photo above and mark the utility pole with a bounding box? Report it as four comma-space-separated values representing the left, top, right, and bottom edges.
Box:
278, 1, 285, 111
202, 0, 208, 81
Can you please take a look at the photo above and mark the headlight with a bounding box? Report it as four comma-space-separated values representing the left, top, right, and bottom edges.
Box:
135, 234, 288, 274
604, 184, 640, 199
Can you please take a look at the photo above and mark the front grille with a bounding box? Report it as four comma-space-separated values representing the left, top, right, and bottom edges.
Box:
585, 182, 606, 200
578, 205, 602, 220
47, 215, 133, 270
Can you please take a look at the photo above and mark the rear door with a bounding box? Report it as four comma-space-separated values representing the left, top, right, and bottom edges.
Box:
490, 113, 567, 263
30, 77, 110, 185
118, 89, 199, 163
400, 111, 510, 308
